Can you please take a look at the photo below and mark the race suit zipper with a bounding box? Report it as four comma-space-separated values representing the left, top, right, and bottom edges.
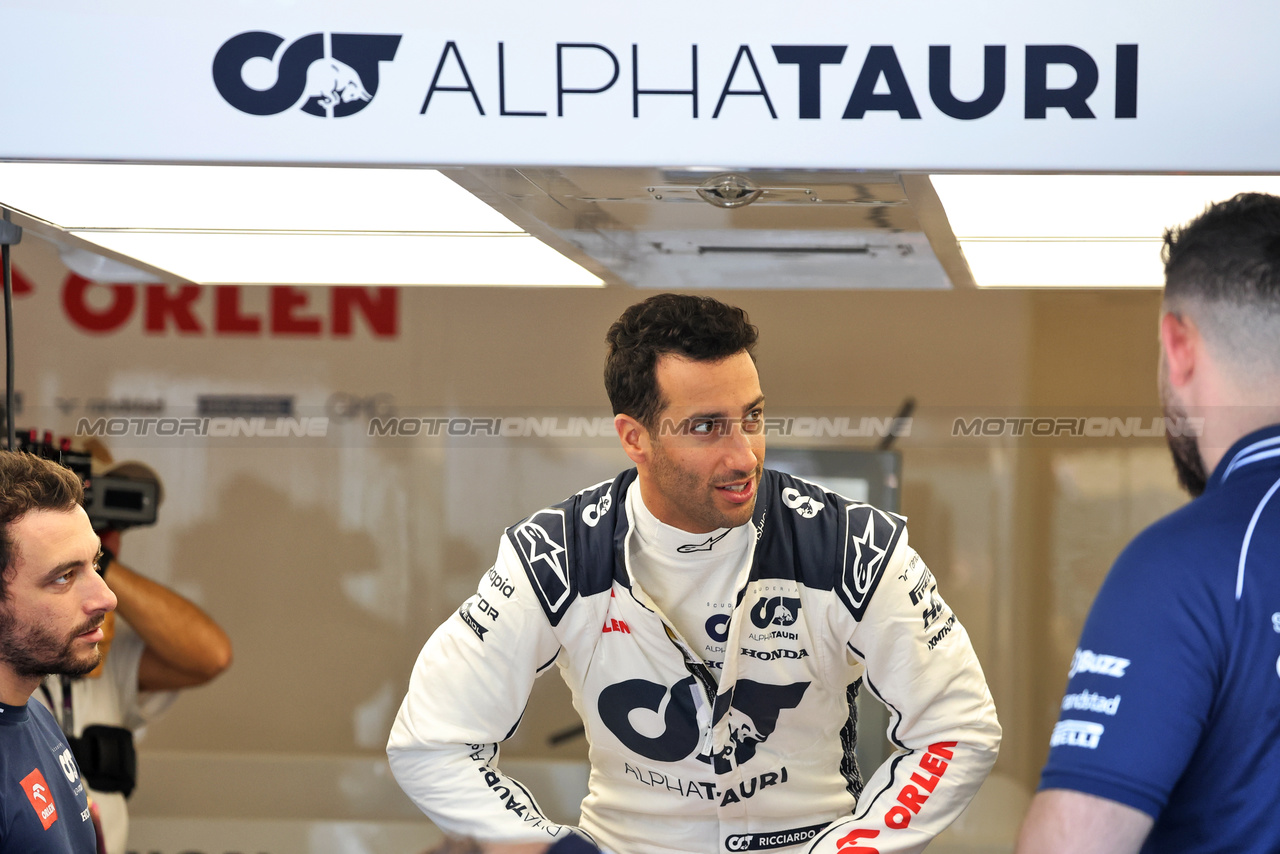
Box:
663, 623, 719, 704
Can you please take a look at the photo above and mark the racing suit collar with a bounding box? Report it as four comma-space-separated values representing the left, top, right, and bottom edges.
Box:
1207, 422, 1280, 491
629, 480, 748, 562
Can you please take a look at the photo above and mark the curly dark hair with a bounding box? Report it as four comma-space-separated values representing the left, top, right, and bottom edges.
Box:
605, 293, 758, 429
1164, 192, 1280, 307
0, 452, 84, 601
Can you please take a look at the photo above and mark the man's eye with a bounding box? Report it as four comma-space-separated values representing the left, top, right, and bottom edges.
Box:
743, 410, 764, 433
53, 571, 75, 586
690, 420, 716, 435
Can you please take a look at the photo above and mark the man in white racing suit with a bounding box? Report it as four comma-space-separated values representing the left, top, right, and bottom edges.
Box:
389, 294, 1000, 854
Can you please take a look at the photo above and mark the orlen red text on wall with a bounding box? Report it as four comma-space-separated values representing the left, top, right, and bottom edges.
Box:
52, 273, 398, 338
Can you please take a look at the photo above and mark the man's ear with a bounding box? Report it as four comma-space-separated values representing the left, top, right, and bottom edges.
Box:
1160, 310, 1200, 390
615, 414, 650, 465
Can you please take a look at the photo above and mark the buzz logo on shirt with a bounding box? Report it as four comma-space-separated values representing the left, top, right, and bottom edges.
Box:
1068, 648, 1131, 679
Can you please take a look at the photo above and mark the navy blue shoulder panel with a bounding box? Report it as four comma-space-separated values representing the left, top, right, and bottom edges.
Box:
838, 500, 906, 621
752, 469, 842, 587
505, 468, 635, 626
753, 469, 906, 620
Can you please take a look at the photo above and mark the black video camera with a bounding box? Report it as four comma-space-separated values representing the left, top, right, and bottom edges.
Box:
12, 429, 160, 531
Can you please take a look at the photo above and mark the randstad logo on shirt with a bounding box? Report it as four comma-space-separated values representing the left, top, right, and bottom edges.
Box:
1068, 648, 1130, 679
1051, 719, 1105, 749
1061, 690, 1121, 715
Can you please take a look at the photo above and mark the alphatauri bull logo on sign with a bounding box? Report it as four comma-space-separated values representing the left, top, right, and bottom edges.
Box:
213, 32, 401, 117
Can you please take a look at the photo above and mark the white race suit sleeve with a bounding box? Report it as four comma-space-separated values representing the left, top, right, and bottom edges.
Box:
807, 532, 1001, 854
388, 536, 583, 845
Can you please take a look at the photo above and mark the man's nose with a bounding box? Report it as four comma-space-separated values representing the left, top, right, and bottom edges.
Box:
87, 569, 118, 615
725, 421, 761, 471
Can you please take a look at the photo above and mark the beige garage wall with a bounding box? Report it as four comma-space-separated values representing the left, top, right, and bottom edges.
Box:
6, 235, 1180, 811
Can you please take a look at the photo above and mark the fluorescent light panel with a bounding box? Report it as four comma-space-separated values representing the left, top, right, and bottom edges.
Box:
0, 163, 603, 286
0, 163, 521, 232
72, 231, 602, 287
957, 240, 1164, 288
932, 175, 1280, 287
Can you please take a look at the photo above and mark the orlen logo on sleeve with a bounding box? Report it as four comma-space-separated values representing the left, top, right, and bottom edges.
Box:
20, 768, 58, 830
213, 32, 401, 117
883, 741, 957, 831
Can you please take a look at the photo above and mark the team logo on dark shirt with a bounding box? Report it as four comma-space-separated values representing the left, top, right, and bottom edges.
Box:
58, 748, 79, 785
781, 487, 824, 519
581, 490, 613, 527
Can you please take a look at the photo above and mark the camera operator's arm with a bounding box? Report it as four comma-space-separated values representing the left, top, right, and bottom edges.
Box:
100, 531, 232, 692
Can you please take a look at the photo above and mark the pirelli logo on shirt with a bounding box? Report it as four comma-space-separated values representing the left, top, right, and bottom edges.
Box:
508, 508, 574, 625
1051, 719, 1105, 750
20, 768, 58, 830
839, 504, 905, 620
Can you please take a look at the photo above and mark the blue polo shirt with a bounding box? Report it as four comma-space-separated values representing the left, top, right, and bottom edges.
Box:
0, 697, 97, 853
1039, 423, 1280, 853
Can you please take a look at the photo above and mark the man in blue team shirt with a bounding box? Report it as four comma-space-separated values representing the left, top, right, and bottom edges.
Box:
0, 452, 115, 853
1017, 192, 1280, 853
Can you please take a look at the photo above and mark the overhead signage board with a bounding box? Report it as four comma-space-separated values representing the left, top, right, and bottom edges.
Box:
2, 1, 1278, 172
